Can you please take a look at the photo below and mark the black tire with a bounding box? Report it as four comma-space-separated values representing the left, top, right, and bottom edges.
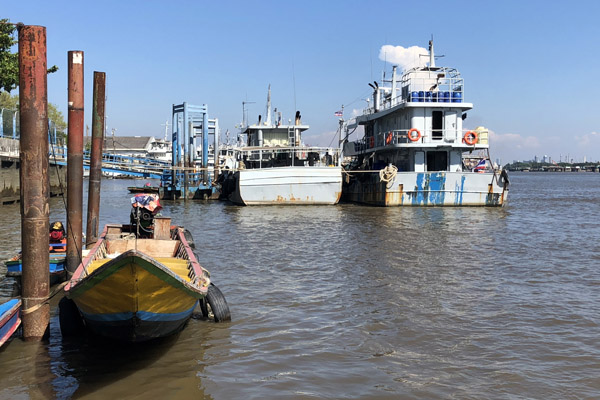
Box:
59, 297, 85, 336
206, 284, 231, 322
199, 298, 209, 318
183, 229, 195, 249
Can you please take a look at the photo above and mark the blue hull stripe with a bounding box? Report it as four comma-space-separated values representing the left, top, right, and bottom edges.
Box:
80, 302, 198, 323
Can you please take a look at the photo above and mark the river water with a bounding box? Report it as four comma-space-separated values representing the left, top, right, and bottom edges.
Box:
0, 172, 599, 399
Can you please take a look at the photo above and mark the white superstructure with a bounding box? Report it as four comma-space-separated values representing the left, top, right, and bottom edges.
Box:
220, 86, 342, 205
342, 40, 509, 206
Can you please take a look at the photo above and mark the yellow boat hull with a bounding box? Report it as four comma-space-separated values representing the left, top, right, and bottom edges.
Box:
68, 250, 207, 342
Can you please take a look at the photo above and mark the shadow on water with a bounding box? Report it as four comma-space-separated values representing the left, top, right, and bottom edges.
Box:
56, 331, 179, 398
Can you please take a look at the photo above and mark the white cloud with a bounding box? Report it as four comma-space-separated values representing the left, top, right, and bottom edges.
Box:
489, 130, 542, 150
379, 45, 428, 71
488, 129, 545, 163
575, 131, 600, 147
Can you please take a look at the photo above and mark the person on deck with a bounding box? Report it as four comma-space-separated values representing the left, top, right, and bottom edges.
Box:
49, 221, 67, 252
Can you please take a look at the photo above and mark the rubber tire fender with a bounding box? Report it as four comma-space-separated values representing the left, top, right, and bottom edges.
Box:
206, 283, 231, 322
183, 229, 195, 249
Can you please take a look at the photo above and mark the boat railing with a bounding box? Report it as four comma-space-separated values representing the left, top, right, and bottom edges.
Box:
233, 146, 341, 168
400, 67, 464, 104
362, 67, 466, 114
354, 128, 489, 152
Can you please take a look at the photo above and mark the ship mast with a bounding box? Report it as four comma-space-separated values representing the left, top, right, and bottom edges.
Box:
266, 84, 272, 126
429, 39, 435, 68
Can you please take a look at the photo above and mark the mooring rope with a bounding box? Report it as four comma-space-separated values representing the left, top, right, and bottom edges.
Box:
379, 165, 398, 183
20, 281, 69, 315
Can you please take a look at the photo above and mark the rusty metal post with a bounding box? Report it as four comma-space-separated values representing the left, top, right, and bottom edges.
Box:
66, 51, 84, 277
18, 25, 50, 341
86, 71, 105, 247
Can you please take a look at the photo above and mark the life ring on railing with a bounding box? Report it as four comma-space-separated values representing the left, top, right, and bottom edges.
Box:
463, 131, 478, 145
369, 136, 375, 148
407, 128, 421, 142
385, 132, 393, 145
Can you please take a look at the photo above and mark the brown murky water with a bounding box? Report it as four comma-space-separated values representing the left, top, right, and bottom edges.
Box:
1, 173, 599, 399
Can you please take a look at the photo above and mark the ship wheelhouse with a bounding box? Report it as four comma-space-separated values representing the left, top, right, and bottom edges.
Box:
344, 60, 490, 174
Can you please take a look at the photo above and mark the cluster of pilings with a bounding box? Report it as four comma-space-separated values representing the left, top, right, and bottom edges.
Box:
18, 25, 106, 341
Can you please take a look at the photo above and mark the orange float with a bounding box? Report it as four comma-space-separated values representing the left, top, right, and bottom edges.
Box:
463, 131, 478, 145
407, 128, 421, 142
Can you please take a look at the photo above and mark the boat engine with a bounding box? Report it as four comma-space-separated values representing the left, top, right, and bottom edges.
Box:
130, 194, 162, 238
130, 207, 155, 237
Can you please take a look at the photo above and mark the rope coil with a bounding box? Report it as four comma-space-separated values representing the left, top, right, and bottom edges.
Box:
379, 165, 398, 183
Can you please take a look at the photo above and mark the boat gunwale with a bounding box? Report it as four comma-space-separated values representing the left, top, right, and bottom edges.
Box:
67, 249, 208, 299
0, 299, 21, 347
65, 224, 208, 296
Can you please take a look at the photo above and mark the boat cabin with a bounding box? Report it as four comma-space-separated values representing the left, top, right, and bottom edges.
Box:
344, 40, 491, 173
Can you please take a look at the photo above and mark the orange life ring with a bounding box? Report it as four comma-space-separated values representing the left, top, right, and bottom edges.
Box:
407, 128, 421, 142
385, 132, 393, 145
463, 131, 478, 145
369, 136, 375, 148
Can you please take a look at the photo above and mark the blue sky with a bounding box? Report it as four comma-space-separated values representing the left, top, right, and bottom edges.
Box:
4, 0, 599, 164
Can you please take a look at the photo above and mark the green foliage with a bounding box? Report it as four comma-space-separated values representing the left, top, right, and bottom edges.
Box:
48, 102, 67, 141
0, 90, 18, 109
0, 19, 18, 93
1, 91, 66, 139
0, 91, 18, 135
0, 18, 59, 94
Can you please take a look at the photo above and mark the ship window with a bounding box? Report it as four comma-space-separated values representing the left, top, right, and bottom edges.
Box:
427, 151, 448, 171
432, 111, 443, 139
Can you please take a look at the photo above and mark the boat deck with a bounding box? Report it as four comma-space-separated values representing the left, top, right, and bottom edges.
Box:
86, 256, 192, 282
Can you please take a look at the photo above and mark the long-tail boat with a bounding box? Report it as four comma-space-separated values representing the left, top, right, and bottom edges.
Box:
60, 194, 230, 342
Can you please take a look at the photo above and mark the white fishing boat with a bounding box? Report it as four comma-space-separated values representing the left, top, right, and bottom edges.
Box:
341, 40, 509, 206
219, 86, 342, 205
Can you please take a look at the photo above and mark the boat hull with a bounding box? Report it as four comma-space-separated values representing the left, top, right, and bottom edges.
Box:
343, 171, 508, 206
230, 166, 342, 205
0, 299, 21, 347
67, 250, 205, 342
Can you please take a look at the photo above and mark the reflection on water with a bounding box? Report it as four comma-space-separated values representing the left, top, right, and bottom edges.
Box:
1, 173, 600, 399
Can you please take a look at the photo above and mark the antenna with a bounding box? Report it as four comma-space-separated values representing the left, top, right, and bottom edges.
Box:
421, 35, 444, 68
242, 100, 255, 128
161, 120, 170, 141
292, 60, 297, 113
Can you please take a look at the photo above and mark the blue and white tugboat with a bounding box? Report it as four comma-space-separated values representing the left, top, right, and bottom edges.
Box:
341, 40, 509, 206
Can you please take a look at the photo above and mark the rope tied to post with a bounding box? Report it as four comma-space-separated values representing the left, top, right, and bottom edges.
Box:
20, 281, 69, 315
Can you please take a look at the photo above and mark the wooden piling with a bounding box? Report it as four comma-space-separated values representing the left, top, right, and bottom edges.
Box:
86, 71, 105, 247
66, 51, 84, 277
18, 25, 50, 340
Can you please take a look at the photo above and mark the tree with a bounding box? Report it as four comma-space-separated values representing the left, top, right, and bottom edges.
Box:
0, 18, 59, 93
1, 18, 63, 139
0, 91, 18, 135
48, 102, 67, 142
0, 19, 19, 93
1, 92, 67, 141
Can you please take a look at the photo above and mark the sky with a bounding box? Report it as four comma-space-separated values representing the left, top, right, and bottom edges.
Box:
3, 0, 600, 164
